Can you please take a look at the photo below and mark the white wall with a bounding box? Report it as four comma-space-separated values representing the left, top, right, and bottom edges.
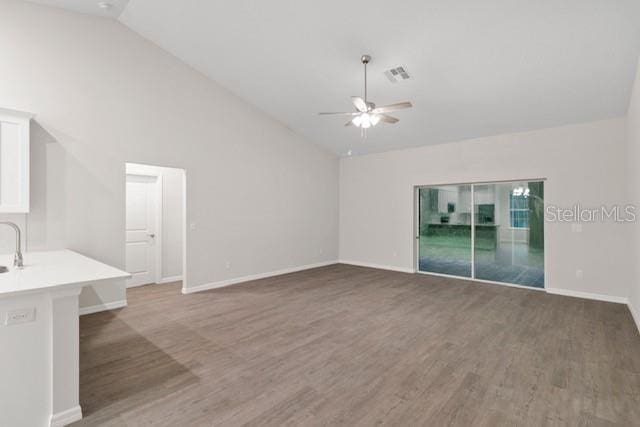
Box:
126, 162, 184, 281
0, 0, 339, 308
340, 118, 631, 300
627, 58, 640, 329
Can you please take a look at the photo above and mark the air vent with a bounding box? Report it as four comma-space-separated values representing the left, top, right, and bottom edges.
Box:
384, 66, 410, 83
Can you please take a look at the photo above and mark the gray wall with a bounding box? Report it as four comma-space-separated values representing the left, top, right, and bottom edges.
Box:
0, 0, 339, 308
160, 167, 184, 279
340, 118, 632, 300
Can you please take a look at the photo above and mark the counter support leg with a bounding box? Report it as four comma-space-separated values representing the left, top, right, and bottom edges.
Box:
49, 288, 83, 427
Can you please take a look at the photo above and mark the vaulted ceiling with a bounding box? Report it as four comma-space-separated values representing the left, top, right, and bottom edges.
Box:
25, 0, 640, 155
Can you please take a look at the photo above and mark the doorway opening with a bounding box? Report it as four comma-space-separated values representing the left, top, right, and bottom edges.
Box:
125, 162, 186, 291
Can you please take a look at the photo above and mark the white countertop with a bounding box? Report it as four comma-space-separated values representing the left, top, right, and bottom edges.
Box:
0, 250, 130, 298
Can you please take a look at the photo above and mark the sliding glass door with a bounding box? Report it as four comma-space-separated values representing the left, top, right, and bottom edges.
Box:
473, 182, 544, 287
417, 185, 472, 277
417, 181, 544, 288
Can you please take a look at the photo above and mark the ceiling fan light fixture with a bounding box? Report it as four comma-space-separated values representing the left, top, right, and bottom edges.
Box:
351, 112, 381, 128
360, 113, 372, 128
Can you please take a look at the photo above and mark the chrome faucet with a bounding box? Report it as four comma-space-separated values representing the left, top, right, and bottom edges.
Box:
0, 221, 24, 269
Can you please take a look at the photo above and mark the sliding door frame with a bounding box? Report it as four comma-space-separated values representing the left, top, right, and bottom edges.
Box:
413, 178, 548, 292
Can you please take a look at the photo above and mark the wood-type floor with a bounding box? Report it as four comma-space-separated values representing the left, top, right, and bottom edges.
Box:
73, 264, 640, 426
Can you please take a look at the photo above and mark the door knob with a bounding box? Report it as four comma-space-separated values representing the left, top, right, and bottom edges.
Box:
149, 233, 155, 238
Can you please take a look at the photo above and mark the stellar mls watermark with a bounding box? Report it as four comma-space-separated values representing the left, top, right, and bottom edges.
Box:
545, 204, 637, 223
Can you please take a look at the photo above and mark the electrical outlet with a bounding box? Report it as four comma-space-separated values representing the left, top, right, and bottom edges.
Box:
189, 222, 197, 231
225, 261, 231, 270
5, 308, 35, 326
576, 269, 584, 279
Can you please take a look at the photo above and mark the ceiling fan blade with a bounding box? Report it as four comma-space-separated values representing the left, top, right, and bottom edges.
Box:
319, 112, 357, 116
351, 96, 368, 112
379, 114, 399, 124
372, 101, 412, 114
344, 119, 354, 127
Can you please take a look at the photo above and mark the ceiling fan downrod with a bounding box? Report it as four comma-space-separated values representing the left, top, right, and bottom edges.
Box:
361, 54, 371, 105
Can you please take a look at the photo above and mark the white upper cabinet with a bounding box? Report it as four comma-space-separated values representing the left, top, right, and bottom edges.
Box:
0, 108, 33, 213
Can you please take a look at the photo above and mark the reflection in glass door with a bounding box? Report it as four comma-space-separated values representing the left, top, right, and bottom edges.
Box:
418, 185, 472, 277
417, 181, 544, 288
473, 181, 544, 288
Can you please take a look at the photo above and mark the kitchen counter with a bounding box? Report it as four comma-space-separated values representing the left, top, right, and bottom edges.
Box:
0, 250, 129, 427
0, 249, 129, 298
422, 224, 498, 250
425, 223, 498, 227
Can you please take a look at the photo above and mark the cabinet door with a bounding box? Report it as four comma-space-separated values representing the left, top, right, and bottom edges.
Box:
0, 110, 31, 213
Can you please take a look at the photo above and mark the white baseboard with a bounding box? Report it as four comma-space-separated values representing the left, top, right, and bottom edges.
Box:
158, 275, 182, 284
50, 405, 82, 427
182, 260, 338, 294
126, 281, 153, 288
126, 276, 182, 288
338, 259, 415, 274
545, 287, 628, 304
629, 301, 640, 335
79, 300, 127, 316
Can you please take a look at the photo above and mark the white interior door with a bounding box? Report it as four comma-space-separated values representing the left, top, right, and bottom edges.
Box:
126, 174, 158, 287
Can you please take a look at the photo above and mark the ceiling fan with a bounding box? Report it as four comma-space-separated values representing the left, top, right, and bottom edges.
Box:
319, 55, 412, 136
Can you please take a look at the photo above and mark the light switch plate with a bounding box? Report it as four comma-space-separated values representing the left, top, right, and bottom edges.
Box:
5, 307, 36, 326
